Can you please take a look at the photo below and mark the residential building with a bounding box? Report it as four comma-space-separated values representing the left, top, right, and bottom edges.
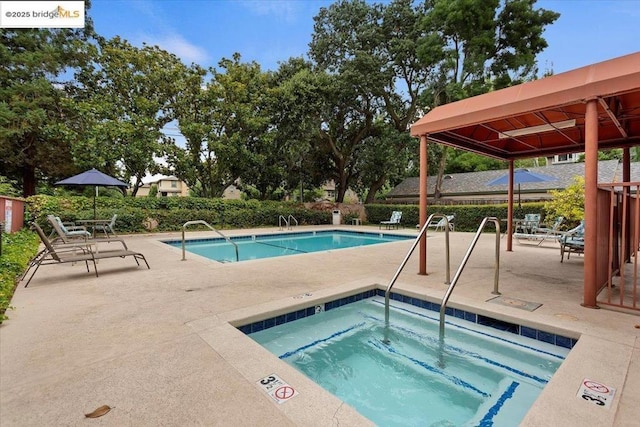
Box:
386, 160, 640, 205
136, 176, 189, 197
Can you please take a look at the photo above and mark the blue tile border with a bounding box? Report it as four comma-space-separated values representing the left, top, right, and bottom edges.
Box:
238, 289, 578, 350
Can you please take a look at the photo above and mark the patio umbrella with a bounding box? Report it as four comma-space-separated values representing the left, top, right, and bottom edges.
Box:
55, 168, 129, 218
486, 168, 556, 208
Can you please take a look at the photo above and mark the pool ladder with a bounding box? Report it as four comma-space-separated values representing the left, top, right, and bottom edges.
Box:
384, 216, 501, 343
278, 215, 298, 230
181, 220, 239, 262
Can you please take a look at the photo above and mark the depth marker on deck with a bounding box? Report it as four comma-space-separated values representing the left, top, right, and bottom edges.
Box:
577, 378, 616, 408
257, 374, 299, 404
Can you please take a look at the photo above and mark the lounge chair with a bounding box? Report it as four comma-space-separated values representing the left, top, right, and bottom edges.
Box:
380, 211, 402, 229
536, 216, 564, 239
47, 215, 91, 242
513, 214, 565, 245
23, 222, 150, 287
560, 221, 585, 262
427, 215, 455, 232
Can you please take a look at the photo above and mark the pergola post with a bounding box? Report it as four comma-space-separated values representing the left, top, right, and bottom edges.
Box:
583, 99, 599, 308
419, 134, 428, 275
507, 160, 514, 252
623, 148, 631, 262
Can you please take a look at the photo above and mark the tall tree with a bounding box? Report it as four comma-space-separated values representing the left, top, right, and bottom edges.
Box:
75, 37, 187, 196
309, 0, 385, 202
268, 58, 331, 200
0, 17, 95, 196
418, 0, 559, 196
167, 54, 274, 199
309, 0, 439, 201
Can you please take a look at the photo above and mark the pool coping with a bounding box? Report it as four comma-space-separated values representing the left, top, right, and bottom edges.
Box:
188, 280, 587, 426
160, 228, 414, 245
236, 287, 578, 351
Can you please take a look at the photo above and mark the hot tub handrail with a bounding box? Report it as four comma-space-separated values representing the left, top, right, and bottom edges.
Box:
384, 213, 451, 330
182, 220, 238, 262
439, 217, 501, 341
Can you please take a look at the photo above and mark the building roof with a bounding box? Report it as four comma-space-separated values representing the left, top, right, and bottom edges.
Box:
387, 160, 638, 199
410, 52, 640, 160
141, 175, 180, 185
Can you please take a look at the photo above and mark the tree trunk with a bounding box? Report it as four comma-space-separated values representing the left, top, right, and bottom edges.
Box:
365, 175, 386, 204
433, 146, 448, 199
22, 164, 36, 197
130, 177, 141, 197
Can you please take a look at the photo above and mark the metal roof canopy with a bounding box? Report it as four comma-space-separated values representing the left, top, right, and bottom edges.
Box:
410, 51, 640, 159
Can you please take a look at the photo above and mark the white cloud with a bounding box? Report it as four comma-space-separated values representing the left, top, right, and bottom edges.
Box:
153, 34, 210, 65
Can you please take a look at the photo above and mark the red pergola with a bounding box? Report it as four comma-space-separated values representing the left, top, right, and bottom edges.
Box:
410, 51, 640, 308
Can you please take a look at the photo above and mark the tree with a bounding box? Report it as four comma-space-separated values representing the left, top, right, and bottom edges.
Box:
417, 0, 559, 196
309, 0, 434, 202
445, 149, 506, 173
0, 17, 95, 196
355, 124, 418, 203
165, 63, 236, 198
167, 54, 275, 199
74, 37, 187, 196
268, 59, 332, 200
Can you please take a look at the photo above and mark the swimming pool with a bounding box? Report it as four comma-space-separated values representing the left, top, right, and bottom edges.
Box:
245, 293, 572, 426
165, 230, 412, 262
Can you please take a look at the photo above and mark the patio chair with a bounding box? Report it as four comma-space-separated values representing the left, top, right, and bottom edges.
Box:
427, 215, 455, 232
23, 222, 149, 287
93, 214, 118, 238
515, 213, 541, 234
380, 211, 402, 229
47, 215, 123, 245
560, 221, 585, 263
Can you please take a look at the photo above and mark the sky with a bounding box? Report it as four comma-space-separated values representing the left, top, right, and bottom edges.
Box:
89, 0, 640, 74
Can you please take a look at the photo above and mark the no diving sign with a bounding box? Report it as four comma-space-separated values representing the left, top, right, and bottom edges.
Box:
257, 374, 298, 404
577, 378, 616, 408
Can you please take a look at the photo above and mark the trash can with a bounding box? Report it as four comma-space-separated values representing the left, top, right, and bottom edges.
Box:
332, 210, 341, 225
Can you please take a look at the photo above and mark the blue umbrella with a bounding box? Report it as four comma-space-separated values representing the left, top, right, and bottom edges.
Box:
55, 168, 128, 218
487, 168, 556, 208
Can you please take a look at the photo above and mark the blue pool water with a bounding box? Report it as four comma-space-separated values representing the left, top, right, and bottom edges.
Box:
248, 296, 570, 426
165, 230, 411, 262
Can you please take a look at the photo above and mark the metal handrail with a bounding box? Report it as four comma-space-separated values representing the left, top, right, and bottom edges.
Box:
439, 217, 501, 340
288, 215, 298, 228
182, 220, 239, 262
383, 213, 451, 342
278, 215, 288, 230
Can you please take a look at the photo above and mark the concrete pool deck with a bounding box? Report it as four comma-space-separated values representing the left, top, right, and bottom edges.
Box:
1, 225, 638, 426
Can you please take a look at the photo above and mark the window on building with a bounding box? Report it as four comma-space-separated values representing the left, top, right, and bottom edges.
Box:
171, 181, 177, 188
554, 153, 578, 164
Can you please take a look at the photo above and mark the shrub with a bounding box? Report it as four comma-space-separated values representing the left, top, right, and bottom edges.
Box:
544, 176, 584, 227
0, 229, 39, 322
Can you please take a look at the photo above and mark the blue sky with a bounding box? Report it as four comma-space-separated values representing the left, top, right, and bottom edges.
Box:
90, 0, 640, 74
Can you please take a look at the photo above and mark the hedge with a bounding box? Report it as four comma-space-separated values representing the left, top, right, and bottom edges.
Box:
26, 195, 332, 233
365, 203, 548, 232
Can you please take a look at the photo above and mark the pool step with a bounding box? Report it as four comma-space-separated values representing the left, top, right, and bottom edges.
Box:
467, 378, 541, 426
